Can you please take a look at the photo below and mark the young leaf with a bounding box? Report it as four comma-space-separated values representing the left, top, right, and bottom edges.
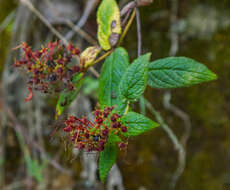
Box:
80, 46, 101, 69
56, 73, 84, 118
119, 53, 151, 102
99, 47, 129, 108
97, 0, 121, 50
99, 144, 118, 183
121, 112, 159, 137
148, 57, 217, 88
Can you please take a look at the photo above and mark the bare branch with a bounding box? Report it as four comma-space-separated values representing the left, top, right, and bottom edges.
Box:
65, 0, 99, 42
144, 98, 186, 190
19, 0, 69, 45
3, 101, 73, 176
43, 0, 98, 45
162, 0, 192, 188
135, 1, 142, 56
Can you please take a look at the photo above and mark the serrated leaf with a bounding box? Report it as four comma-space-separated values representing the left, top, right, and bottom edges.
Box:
121, 112, 159, 137
56, 73, 84, 118
148, 57, 217, 89
99, 47, 129, 108
119, 53, 151, 101
99, 144, 118, 183
97, 0, 121, 50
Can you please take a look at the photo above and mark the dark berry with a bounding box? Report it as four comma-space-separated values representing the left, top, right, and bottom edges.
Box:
96, 117, 103, 124
121, 126, 128, 133
66, 69, 73, 79
111, 113, 119, 122
57, 67, 63, 74
119, 142, 127, 149
112, 123, 118, 128
102, 129, 109, 136
48, 74, 57, 81
103, 111, 109, 118
93, 135, 100, 142
73, 65, 80, 73
47, 60, 56, 68
85, 133, 90, 139
94, 110, 101, 117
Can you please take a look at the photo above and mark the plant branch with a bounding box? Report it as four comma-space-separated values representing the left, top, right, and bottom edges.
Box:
43, 0, 98, 45
2, 100, 73, 176
118, 8, 137, 46
19, 0, 69, 45
144, 98, 186, 189
162, 0, 191, 188
64, 0, 98, 42
124, 103, 130, 115
135, 3, 142, 57
163, 92, 191, 189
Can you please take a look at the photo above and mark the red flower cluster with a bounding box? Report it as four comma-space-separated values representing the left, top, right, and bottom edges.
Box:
14, 41, 81, 100
63, 107, 128, 152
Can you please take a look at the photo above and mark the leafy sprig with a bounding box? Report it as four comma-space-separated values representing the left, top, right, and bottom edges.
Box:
14, 0, 217, 183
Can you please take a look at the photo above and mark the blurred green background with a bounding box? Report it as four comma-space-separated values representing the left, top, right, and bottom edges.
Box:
0, 0, 230, 190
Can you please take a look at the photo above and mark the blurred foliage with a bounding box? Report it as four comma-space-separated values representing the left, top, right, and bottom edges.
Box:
0, 0, 16, 73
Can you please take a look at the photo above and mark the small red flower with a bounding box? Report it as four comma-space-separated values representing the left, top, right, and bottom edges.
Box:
63, 107, 128, 152
14, 41, 82, 99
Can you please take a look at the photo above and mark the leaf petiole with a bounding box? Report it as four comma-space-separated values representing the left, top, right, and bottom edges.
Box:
118, 8, 136, 46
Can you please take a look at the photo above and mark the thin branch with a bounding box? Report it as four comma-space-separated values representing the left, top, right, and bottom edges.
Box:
135, 2, 142, 57
145, 98, 184, 154
118, 8, 136, 45
65, 0, 98, 41
162, 0, 191, 188
43, 0, 97, 45
64, 20, 97, 45
3, 101, 73, 176
19, 0, 69, 45
121, 1, 136, 17
89, 50, 113, 68
163, 92, 191, 189
144, 98, 186, 190
88, 67, 100, 78
169, 0, 179, 56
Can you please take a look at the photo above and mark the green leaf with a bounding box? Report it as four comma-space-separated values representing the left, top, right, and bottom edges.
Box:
119, 53, 151, 101
121, 112, 159, 137
99, 144, 118, 183
148, 57, 217, 89
56, 73, 84, 118
83, 77, 99, 96
99, 47, 129, 108
108, 133, 122, 144
97, 0, 121, 50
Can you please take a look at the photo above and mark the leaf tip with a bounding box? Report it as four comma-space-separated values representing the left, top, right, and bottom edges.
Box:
211, 72, 218, 81
99, 174, 106, 184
